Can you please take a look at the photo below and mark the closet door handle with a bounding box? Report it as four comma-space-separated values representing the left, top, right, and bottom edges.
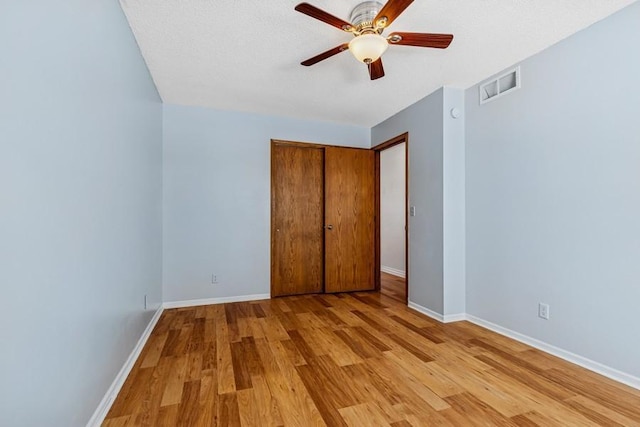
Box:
325, 224, 333, 230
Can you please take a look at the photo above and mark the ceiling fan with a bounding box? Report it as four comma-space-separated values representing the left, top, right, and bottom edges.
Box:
295, 0, 454, 80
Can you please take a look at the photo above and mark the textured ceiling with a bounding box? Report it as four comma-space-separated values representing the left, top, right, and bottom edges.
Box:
120, 0, 636, 127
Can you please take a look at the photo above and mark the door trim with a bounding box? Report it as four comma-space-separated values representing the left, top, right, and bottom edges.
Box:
372, 133, 409, 304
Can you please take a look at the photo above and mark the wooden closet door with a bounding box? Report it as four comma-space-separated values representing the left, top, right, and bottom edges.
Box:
324, 146, 376, 293
271, 143, 325, 297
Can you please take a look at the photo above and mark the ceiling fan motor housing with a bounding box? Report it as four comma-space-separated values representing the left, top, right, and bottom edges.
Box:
350, 1, 384, 34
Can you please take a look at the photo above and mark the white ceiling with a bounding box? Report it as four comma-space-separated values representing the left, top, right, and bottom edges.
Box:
120, 0, 636, 127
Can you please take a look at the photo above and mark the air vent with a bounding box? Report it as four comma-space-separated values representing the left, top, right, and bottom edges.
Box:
479, 66, 520, 104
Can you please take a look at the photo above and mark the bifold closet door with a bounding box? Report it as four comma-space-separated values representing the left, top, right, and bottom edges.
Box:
271, 144, 324, 297
324, 146, 376, 293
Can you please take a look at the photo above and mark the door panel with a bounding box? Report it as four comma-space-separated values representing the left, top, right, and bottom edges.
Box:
271, 144, 324, 297
324, 147, 375, 292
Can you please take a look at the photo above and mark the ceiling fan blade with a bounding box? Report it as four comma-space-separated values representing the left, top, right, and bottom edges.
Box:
368, 58, 385, 80
295, 3, 353, 32
374, 0, 414, 28
301, 44, 349, 66
387, 32, 454, 48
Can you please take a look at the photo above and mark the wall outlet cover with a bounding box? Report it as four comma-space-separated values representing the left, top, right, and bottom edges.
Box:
538, 303, 550, 320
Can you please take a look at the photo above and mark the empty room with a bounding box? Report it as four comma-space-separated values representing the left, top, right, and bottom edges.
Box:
2, 0, 640, 426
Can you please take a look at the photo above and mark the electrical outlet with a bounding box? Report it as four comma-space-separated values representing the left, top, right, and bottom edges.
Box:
211, 274, 218, 284
144, 294, 148, 310
410, 206, 416, 217
538, 303, 550, 320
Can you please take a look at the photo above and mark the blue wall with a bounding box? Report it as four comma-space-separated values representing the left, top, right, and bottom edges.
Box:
372, 89, 445, 313
465, 2, 640, 379
371, 87, 467, 318
2, 2, 640, 424
163, 104, 369, 303
0, 1, 163, 425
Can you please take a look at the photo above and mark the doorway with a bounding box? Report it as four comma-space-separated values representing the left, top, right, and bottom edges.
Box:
373, 133, 408, 304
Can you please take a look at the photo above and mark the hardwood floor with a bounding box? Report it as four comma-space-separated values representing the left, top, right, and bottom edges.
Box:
380, 272, 406, 303
104, 292, 640, 426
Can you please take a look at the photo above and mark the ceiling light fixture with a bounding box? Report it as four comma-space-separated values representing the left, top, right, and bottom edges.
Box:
348, 33, 388, 64
294, 0, 454, 80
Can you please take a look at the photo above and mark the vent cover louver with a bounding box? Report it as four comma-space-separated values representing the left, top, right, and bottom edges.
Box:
480, 67, 520, 104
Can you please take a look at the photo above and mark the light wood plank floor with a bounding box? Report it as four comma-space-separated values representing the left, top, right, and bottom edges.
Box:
104, 292, 640, 426
380, 272, 406, 303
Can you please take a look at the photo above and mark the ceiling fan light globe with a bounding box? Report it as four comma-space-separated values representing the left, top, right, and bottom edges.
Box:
348, 33, 388, 64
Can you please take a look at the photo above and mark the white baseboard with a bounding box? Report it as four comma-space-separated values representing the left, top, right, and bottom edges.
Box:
442, 312, 467, 323
163, 293, 271, 309
90, 293, 640, 427
88, 292, 272, 425
406, 302, 640, 391
87, 306, 164, 427
465, 314, 640, 391
381, 266, 406, 278
407, 301, 465, 323
408, 301, 445, 322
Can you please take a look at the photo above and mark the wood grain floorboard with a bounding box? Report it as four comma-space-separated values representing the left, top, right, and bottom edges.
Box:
105, 291, 640, 426
380, 272, 406, 303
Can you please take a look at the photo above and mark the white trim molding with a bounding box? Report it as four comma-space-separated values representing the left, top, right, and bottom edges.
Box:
465, 314, 640, 391
88, 292, 272, 426
408, 301, 444, 322
406, 303, 640, 391
442, 313, 467, 323
407, 301, 465, 323
90, 293, 640, 427
162, 293, 271, 309
87, 306, 164, 427
381, 266, 406, 278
